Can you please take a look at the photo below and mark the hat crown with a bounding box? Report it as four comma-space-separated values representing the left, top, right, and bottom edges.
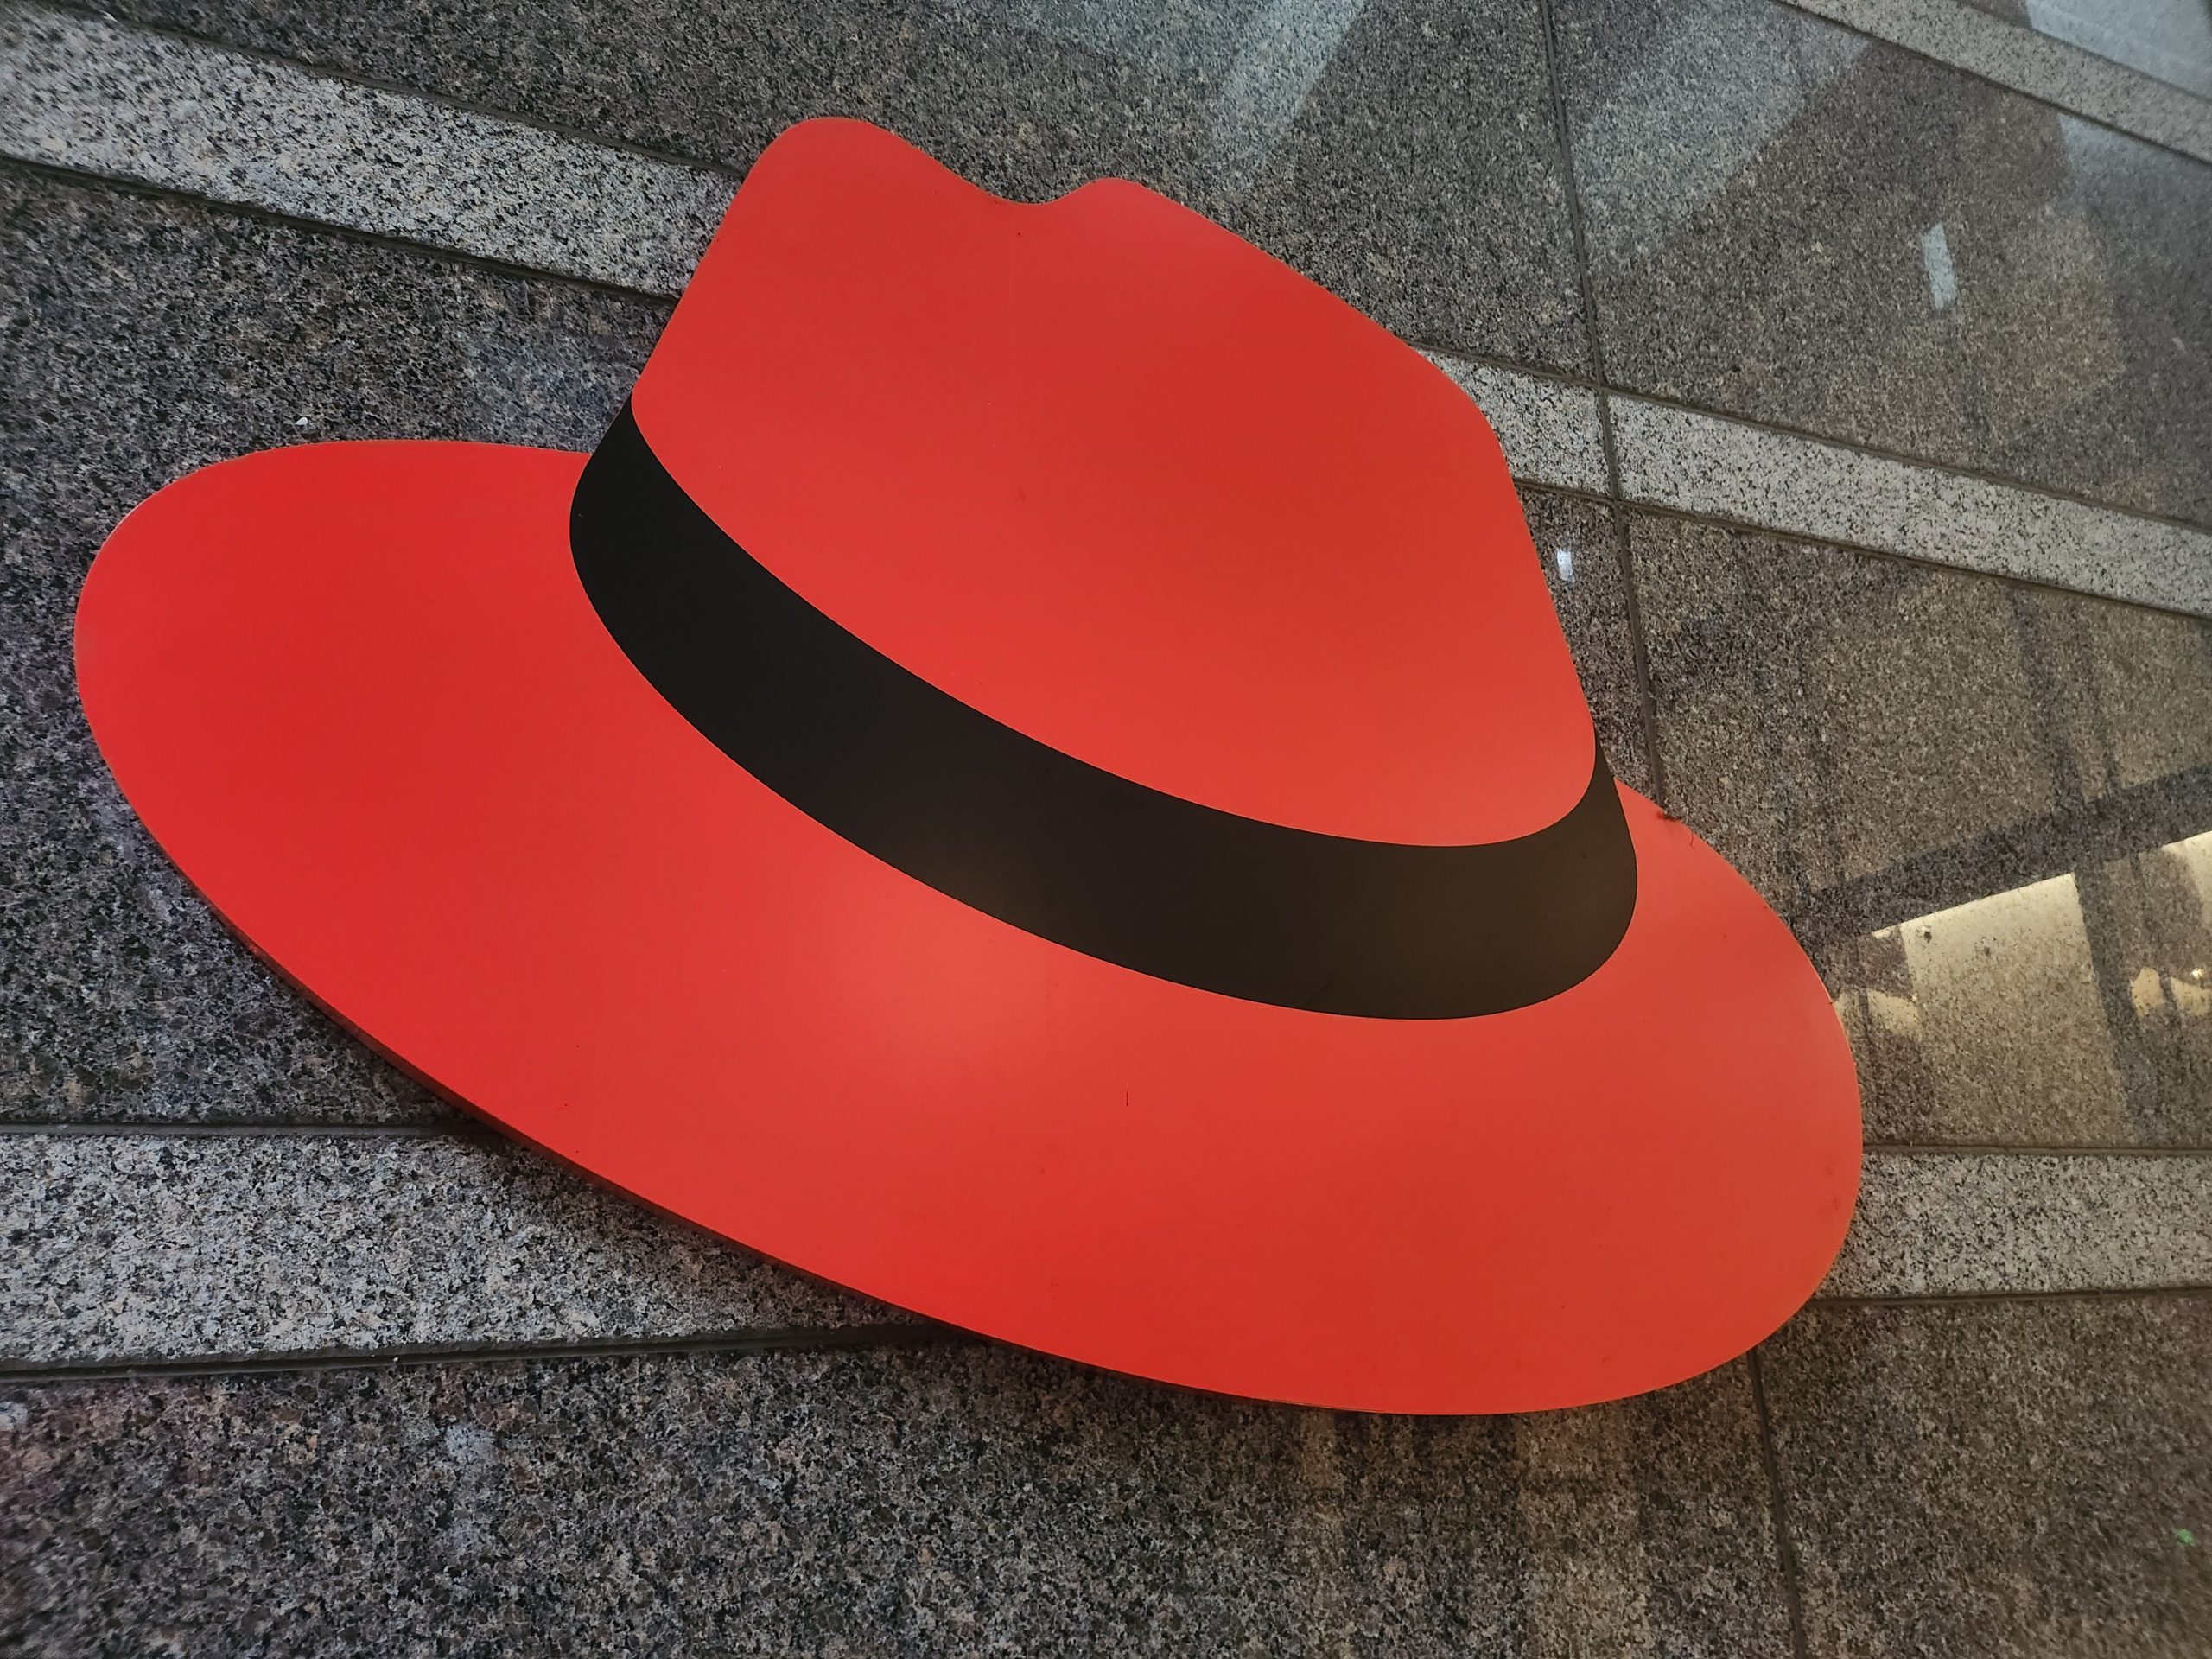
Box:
632, 118, 1593, 846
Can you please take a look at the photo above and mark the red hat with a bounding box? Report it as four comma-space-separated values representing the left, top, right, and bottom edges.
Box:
74, 118, 1859, 1413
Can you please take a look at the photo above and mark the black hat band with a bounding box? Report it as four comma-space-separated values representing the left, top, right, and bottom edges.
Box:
571, 402, 1637, 1020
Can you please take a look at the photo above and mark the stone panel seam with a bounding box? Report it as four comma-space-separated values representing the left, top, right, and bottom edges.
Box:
1862, 1142, 2212, 1159
22, 0, 747, 176
21, 0, 2212, 184
22, 158, 2191, 623
0, 1134, 924, 1365
1815, 1283, 2212, 1306
1419, 344, 2212, 545
8, 2, 2210, 616
1745, 1348, 1815, 1659
2, 152, 682, 308
0, 2, 736, 291
1533, 0, 1674, 808
1820, 1152, 2212, 1298
8, 1136, 2204, 1372
12, 1125, 2209, 1160
0, 1120, 465, 1138
1777, 0, 2212, 166
1607, 397, 2212, 618
0, 1322, 964, 1384
8, 3, 2206, 550
4, 1293, 2204, 1388
1536, 485, 2212, 625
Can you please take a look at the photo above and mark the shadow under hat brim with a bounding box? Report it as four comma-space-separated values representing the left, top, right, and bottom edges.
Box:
76, 437, 1863, 1414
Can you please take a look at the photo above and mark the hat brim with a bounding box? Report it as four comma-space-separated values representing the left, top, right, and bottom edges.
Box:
77, 438, 1861, 1414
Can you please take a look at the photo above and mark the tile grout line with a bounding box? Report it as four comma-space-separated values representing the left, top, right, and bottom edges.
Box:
1534, 0, 1675, 809
8, 23, 2212, 601
1408, 336, 2212, 545
1771, 0, 2212, 168
12, 9, 2209, 551
0, 8, 735, 291
10, 4, 2212, 562
1530, 480, 2212, 625
2, 0, 2206, 1469
1603, 387, 2212, 545
1746, 1346, 1815, 1659
0, 1322, 969, 1385
0, 1119, 469, 1137
25, 0, 749, 180
5, 1289, 2207, 1387
35, 67, 2183, 608
1601, 403, 2212, 617
10, 120, 2198, 620
0, 153, 683, 310
24, 0, 2209, 202
1859, 1141, 2212, 1159
10, 1120, 2209, 1158
1815, 1283, 2212, 1308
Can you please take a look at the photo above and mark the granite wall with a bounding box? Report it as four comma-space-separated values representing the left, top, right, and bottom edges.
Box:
3, 0, 2210, 1651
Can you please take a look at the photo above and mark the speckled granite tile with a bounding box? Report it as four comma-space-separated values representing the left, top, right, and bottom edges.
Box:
1522, 489, 1653, 797
1827, 825, 2212, 1148
1427, 355, 1609, 494
0, 165, 664, 1122
1791, 0, 2212, 160
11, 1130, 2196, 1375
1556, 0, 2212, 528
1958, 0, 2212, 99
74, 0, 1587, 367
0, 1133, 901, 1366
1825, 1153, 2212, 1296
29, 0, 2207, 619
0, 4, 734, 289
1611, 396, 2212, 618
0, 1345, 1794, 1656
1630, 510, 2212, 1145
1761, 1295, 2212, 1656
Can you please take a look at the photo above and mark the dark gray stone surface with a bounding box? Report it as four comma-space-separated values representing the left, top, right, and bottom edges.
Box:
1822, 1154, 2212, 1297
2, 1133, 902, 1365
94, 0, 1587, 369
0, 4, 737, 292
17, 1129, 2196, 1367
0, 164, 665, 1122
1629, 509, 2212, 1147
3, 2, 2209, 1650
1762, 1294, 2212, 1657
1956, 0, 2212, 99
1605, 392, 2212, 618
0, 1344, 1794, 1655
1556, 0, 2212, 527
1791, 0, 2212, 162
1524, 488, 1654, 798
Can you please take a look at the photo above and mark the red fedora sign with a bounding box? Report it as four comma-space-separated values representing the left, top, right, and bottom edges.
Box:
75, 118, 1860, 1412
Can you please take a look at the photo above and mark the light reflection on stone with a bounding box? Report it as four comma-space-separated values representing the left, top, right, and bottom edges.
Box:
1867, 874, 2127, 1142
1845, 829, 2212, 1143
